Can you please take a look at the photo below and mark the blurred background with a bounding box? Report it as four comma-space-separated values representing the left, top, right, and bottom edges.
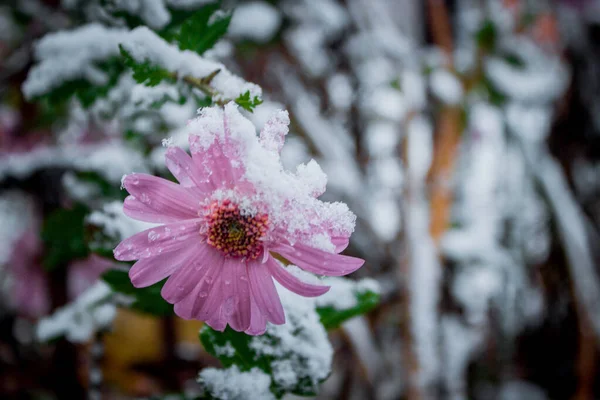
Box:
2, 0, 600, 399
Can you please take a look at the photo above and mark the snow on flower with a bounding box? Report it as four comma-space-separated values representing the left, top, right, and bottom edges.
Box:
113, 103, 364, 334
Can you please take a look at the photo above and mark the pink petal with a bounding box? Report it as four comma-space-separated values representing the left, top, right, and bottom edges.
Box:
122, 173, 200, 221
187, 247, 228, 318
245, 297, 267, 335
123, 196, 182, 224
272, 242, 364, 277
247, 260, 285, 325
331, 236, 350, 253
165, 146, 214, 194
113, 219, 203, 261
12, 263, 50, 318
220, 259, 251, 332
190, 137, 241, 190
205, 307, 227, 332
266, 257, 330, 297
128, 238, 198, 287
174, 283, 203, 320
161, 243, 215, 304
68, 255, 114, 298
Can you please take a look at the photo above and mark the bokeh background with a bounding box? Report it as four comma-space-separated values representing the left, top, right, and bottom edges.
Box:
2, 0, 600, 399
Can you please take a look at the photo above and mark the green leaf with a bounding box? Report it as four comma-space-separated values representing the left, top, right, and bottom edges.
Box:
476, 20, 497, 52
177, 2, 232, 55
316, 289, 380, 329
235, 90, 263, 112
119, 45, 174, 87
41, 204, 90, 271
102, 269, 174, 316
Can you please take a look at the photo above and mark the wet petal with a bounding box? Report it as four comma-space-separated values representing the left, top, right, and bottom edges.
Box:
122, 173, 199, 220
114, 219, 203, 261
245, 297, 268, 335
248, 260, 285, 325
165, 146, 214, 194
220, 259, 251, 332
272, 242, 364, 277
266, 257, 330, 297
161, 243, 213, 304
128, 239, 198, 288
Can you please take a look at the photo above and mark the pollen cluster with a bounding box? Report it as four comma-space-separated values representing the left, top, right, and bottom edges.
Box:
205, 199, 268, 259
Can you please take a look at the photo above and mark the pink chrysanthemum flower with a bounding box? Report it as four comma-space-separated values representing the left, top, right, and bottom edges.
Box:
114, 104, 364, 335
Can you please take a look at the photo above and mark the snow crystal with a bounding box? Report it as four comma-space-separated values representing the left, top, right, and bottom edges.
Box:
37, 282, 116, 343
198, 366, 275, 400
249, 283, 333, 392
23, 23, 260, 103
259, 110, 289, 153
0, 142, 147, 183
316, 276, 380, 311
22, 24, 128, 99
229, 1, 282, 43
213, 342, 236, 358
123, 27, 261, 101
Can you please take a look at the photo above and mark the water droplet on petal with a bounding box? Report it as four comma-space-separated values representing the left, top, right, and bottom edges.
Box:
239, 276, 247, 282
177, 285, 185, 291
224, 280, 231, 285
205, 276, 213, 284
199, 291, 208, 298
224, 297, 236, 316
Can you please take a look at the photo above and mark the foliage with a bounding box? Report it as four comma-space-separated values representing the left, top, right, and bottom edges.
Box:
102, 269, 174, 316
41, 204, 90, 271
235, 90, 263, 112
177, 2, 232, 55
317, 289, 380, 329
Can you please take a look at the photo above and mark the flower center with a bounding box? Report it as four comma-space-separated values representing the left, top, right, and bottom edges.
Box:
205, 199, 268, 259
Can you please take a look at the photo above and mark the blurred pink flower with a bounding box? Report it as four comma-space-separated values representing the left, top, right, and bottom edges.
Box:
114, 104, 364, 335
8, 219, 113, 319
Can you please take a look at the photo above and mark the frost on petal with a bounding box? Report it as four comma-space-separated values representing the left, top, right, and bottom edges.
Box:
164, 146, 213, 194
273, 242, 364, 277
266, 258, 330, 297
259, 110, 290, 153
187, 105, 250, 189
